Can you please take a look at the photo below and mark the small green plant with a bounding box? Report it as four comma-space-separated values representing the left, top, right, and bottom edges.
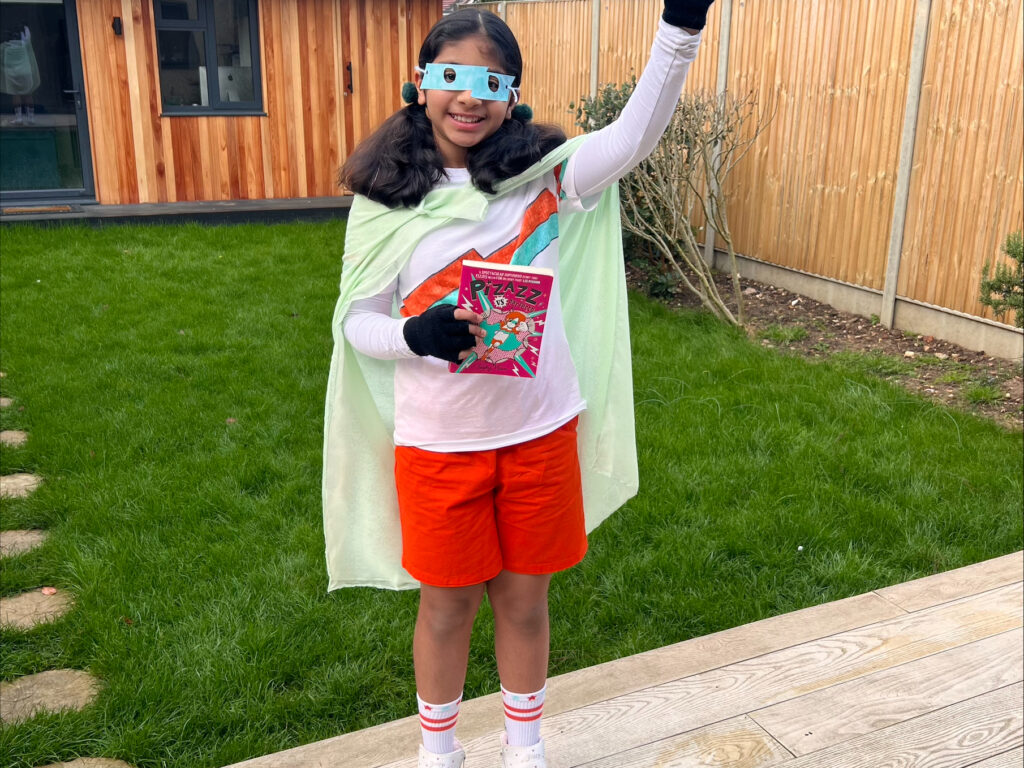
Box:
870, 314, 880, 325
936, 370, 971, 385
648, 270, 682, 299
759, 324, 809, 345
832, 350, 914, 378
966, 385, 1003, 404
979, 231, 1023, 328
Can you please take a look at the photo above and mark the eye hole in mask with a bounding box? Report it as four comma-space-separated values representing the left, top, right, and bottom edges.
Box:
416, 63, 518, 102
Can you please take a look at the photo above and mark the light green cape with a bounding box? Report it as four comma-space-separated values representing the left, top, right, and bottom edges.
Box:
322, 135, 638, 590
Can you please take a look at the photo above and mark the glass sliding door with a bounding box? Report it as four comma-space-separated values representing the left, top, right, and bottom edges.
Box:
0, 0, 92, 199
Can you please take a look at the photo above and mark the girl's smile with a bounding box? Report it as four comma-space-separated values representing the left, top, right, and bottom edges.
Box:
449, 113, 485, 126
415, 35, 515, 167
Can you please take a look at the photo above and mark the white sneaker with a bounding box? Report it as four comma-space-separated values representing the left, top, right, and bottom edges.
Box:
418, 739, 465, 768
500, 733, 547, 768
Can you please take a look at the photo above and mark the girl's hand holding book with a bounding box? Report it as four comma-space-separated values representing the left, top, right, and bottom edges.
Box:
403, 305, 486, 364
663, 0, 716, 32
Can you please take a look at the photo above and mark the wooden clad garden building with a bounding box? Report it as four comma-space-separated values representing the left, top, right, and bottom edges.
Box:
0, 0, 442, 205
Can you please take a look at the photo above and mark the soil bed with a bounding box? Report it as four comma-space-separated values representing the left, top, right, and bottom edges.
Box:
628, 266, 1023, 431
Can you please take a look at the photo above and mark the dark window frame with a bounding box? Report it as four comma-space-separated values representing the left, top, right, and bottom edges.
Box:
153, 0, 264, 116
0, 0, 95, 203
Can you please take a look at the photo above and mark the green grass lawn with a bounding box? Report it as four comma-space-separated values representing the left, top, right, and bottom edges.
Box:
1, 222, 1021, 768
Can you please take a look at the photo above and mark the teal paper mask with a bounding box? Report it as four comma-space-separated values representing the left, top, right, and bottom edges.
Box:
416, 63, 518, 102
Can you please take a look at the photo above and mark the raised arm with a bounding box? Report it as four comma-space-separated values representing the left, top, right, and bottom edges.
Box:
561, 1, 713, 206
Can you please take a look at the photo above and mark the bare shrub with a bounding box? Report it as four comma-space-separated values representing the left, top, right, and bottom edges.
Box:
573, 81, 771, 326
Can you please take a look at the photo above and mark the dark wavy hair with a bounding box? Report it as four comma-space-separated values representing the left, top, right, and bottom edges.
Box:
339, 9, 566, 208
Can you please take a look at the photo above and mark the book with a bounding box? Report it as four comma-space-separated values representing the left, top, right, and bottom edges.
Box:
448, 260, 555, 378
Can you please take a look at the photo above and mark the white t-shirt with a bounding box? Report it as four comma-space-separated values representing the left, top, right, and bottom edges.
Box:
344, 21, 701, 452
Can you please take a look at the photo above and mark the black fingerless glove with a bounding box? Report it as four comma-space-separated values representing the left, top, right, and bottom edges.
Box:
402, 304, 476, 364
663, 0, 715, 31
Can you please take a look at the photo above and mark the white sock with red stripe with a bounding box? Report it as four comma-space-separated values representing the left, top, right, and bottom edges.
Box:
417, 692, 461, 755
501, 683, 546, 747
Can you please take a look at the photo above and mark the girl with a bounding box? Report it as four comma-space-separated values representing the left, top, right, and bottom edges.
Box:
323, 3, 713, 766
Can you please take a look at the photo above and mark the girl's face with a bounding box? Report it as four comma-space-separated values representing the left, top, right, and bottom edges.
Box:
415, 34, 515, 168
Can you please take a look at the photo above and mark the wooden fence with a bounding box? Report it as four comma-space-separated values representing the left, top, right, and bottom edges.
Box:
465, 0, 1023, 324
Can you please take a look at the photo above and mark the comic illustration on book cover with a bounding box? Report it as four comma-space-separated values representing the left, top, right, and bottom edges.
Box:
450, 261, 554, 378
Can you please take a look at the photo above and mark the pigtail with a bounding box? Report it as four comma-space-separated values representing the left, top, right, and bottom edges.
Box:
338, 103, 446, 208
466, 112, 566, 194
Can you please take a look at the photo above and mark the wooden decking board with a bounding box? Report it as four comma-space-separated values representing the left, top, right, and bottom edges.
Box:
876, 551, 1024, 613
225, 557, 1023, 768
966, 746, 1024, 767
779, 583, 1021, 698
769, 682, 1023, 768
749, 629, 1024, 755
542, 592, 904, 716
225, 592, 903, 768
387, 585, 1023, 768
573, 715, 793, 768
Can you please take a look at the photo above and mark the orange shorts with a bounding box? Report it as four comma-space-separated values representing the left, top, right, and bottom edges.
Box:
394, 417, 587, 587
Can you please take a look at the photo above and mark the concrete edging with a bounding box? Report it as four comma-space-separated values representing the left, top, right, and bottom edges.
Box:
0, 196, 353, 227
716, 251, 1024, 360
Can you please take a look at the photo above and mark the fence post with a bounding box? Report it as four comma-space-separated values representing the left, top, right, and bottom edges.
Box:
590, 0, 600, 99
498, 2, 507, 22
880, 0, 933, 328
703, 0, 732, 267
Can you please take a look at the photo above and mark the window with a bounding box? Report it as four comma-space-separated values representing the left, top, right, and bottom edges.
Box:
153, 0, 262, 114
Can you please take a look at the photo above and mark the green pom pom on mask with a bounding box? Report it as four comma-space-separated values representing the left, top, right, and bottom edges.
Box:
511, 103, 533, 121
401, 82, 418, 104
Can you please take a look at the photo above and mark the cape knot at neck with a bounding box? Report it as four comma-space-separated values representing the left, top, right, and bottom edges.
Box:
416, 185, 489, 222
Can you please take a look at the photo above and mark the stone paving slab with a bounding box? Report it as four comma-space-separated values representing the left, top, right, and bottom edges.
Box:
0, 669, 100, 724
0, 396, 12, 408
0, 529, 48, 557
38, 760, 135, 768
1, 429, 28, 447
1, 588, 73, 629
0, 473, 41, 498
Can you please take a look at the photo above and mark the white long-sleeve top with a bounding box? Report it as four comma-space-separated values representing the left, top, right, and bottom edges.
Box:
344, 21, 701, 451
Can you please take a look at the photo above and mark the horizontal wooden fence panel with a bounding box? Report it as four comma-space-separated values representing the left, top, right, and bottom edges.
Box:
724, 0, 917, 291
485, 0, 1023, 323
506, 0, 591, 137
597, 0, 662, 93
481, 0, 722, 136
77, 0, 440, 204
898, 0, 1024, 320
598, 0, 719, 95
493, 0, 917, 291
477, 0, 721, 240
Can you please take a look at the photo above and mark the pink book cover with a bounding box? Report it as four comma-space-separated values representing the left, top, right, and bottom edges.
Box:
448, 260, 555, 378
